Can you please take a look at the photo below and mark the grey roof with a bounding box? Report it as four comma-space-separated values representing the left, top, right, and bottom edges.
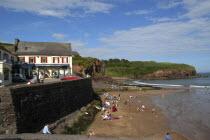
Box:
15, 41, 72, 56
0, 45, 13, 54
0, 43, 14, 53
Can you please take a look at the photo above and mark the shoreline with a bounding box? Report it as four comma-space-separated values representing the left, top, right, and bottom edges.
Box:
88, 89, 190, 140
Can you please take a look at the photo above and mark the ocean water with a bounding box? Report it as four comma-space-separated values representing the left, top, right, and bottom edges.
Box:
138, 73, 210, 86
151, 89, 210, 140
125, 73, 210, 140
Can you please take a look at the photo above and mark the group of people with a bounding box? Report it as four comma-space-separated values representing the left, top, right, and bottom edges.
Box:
27, 72, 45, 84
101, 93, 120, 120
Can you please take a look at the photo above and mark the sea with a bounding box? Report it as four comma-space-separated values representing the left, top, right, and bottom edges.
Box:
124, 73, 210, 140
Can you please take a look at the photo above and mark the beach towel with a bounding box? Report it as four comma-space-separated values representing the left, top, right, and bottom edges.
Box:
95, 105, 101, 110
104, 117, 120, 120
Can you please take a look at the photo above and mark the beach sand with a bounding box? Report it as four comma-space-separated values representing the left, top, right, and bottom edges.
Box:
88, 89, 190, 140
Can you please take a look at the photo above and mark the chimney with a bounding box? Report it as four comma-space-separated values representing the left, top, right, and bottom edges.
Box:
14, 38, 19, 52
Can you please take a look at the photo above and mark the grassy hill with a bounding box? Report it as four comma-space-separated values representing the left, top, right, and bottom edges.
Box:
103, 59, 196, 77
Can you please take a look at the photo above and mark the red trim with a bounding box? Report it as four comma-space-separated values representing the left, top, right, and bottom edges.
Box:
46, 57, 48, 63
53, 57, 55, 63
66, 57, 68, 63
62, 57, 64, 63
23, 57, 25, 62
41, 57, 43, 63
58, 57, 60, 63
34, 57, 36, 63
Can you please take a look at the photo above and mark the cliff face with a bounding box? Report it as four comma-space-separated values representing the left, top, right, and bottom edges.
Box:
142, 69, 197, 79
73, 60, 105, 78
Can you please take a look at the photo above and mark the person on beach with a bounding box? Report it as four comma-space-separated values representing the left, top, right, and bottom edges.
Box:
152, 107, 155, 114
165, 132, 171, 140
43, 124, 51, 134
141, 104, 145, 111
86, 131, 93, 138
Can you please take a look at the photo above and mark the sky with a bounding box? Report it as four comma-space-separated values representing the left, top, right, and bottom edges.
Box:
0, 0, 210, 72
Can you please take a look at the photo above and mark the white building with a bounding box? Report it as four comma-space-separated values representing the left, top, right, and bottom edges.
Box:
14, 39, 73, 78
0, 45, 17, 86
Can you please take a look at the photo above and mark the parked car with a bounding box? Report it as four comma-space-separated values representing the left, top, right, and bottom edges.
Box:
61, 75, 82, 80
12, 73, 26, 82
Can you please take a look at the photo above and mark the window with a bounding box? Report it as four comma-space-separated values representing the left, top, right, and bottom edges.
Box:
53, 57, 59, 63
4, 68, 9, 80
41, 57, 47, 63
3, 53, 9, 63
19, 57, 25, 63
11, 56, 14, 64
0, 51, 1, 60
62, 57, 68, 63
29, 57, 36, 63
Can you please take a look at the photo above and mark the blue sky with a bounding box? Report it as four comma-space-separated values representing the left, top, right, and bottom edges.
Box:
0, 0, 210, 72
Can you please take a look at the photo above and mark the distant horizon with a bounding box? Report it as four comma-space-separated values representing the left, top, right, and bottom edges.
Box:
0, 0, 210, 72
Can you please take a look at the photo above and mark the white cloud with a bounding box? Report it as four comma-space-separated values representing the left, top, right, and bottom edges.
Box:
181, 0, 210, 19
157, 0, 210, 19
99, 18, 210, 57
66, 40, 87, 48
148, 17, 178, 22
157, 0, 183, 9
52, 33, 68, 40
124, 10, 152, 15
0, 0, 114, 18
65, 40, 116, 59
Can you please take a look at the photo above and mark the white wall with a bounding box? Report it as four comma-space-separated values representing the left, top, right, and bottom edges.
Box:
18, 55, 71, 65
0, 62, 12, 86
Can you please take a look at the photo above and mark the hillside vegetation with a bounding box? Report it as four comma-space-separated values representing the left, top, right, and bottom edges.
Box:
103, 59, 196, 77
73, 56, 99, 68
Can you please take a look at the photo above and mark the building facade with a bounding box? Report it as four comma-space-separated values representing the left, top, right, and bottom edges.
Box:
0, 46, 17, 86
14, 39, 73, 78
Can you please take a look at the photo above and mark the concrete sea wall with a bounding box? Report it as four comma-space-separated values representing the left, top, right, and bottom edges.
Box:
0, 78, 93, 134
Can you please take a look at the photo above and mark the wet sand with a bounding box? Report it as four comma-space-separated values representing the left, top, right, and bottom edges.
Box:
88, 89, 189, 140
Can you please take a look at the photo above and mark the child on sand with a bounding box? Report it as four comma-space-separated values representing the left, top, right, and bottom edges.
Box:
152, 107, 155, 114
165, 132, 171, 140
141, 104, 145, 111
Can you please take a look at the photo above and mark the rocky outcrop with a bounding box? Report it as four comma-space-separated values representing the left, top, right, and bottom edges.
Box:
73, 60, 105, 78
142, 69, 198, 79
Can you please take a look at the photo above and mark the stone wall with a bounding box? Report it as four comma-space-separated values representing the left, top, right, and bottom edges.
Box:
0, 78, 93, 134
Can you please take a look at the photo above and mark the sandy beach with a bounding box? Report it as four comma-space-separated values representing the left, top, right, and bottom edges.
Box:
88, 89, 190, 140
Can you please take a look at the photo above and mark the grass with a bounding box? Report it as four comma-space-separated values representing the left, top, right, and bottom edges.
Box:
61, 99, 101, 135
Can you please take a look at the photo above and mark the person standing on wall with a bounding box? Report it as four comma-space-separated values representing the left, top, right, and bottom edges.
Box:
39, 72, 45, 83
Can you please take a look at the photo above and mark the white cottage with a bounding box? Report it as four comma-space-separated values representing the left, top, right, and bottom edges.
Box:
14, 39, 73, 78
